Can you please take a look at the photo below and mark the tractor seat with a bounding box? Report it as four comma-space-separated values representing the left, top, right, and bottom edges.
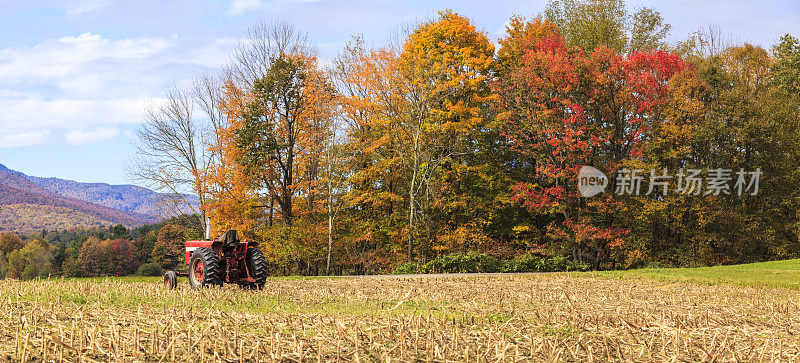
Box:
218, 229, 239, 250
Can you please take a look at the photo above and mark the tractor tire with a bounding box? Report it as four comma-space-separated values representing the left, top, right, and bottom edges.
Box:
245, 247, 268, 289
163, 270, 177, 290
189, 247, 222, 289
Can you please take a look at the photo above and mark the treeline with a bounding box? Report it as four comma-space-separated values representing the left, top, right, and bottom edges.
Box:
0, 204, 111, 233
0, 215, 201, 279
132, 0, 800, 274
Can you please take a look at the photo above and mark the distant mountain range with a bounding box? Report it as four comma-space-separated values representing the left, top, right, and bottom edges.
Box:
0, 163, 199, 233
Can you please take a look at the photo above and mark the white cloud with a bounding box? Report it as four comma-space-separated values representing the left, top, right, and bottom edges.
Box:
0, 31, 235, 148
228, 0, 263, 16
0, 130, 51, 148
0, 96, 160, 130
0, 32, 175, 84
65, 126, 121, 145
64, 0, 113, 16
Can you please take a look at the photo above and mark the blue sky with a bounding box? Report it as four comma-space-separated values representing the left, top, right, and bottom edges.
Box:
1, 0, 799, 186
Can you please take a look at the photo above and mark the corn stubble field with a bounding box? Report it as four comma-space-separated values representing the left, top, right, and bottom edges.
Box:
0, 274, 797, 362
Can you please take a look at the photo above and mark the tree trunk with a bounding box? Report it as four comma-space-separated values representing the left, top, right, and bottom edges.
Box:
407, 164, 417, 262
269, 196, 274, 227
407, 129, 421, 263
326, 167, 334, 275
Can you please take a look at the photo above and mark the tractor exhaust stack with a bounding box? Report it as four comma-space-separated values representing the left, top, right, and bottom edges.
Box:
205, 216, 211, 240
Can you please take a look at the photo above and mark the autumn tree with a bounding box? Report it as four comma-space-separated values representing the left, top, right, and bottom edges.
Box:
133, 231, 157, 263
151, 225, 185, 270
78, 237, 140, 277
640, 42, 800, 265
496, 29, 685, 268
0, 233, 23, 256
209, 20, 312, 231
4, 249, 25, 279
773, 34, 800, 94
545, 0, 671, 53
331, 38, 408, 272
5, 239, 52, 280
226, 54, 333, 226
61, 253, 81, 277
207, 21, 333, 240
78, 236, 110, 277
334, 12, 520, 266
497, 15, 560, 74
394, 10, 498, 261
108, 239, 140, 276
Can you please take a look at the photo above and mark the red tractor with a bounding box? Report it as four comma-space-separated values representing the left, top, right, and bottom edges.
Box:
163, 230, 268, 290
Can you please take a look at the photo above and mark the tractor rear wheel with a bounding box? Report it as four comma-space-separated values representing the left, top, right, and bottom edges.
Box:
163, 270, 177, 290
245, 247, 268, 289
189, 247, 221, 289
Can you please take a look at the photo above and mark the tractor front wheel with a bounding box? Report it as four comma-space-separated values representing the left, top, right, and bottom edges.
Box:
189, 247, 221, 289
163, 270, 177, 290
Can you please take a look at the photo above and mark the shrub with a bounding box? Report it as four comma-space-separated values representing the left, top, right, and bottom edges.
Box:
408, 251, 590, 274
505, 253, 590, 272
391, 262, 421, 275
137, 262, 162, 276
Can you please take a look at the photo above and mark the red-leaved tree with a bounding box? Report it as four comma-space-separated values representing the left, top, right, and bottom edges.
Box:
495, 33, 685, 269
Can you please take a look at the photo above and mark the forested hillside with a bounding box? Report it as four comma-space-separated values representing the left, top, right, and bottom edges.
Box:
27, 175, 199, 217
0, 164, 159, 232
0, 204, 114, 232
